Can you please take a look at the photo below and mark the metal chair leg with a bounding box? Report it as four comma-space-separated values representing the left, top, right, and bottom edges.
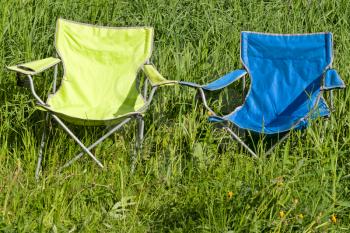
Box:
131, 116, 144, 173
223, 126, 258, 158
35, 113, 50, 180
224, 125, 291, 157
137, 116, 144, 150
265, 132, 290, 156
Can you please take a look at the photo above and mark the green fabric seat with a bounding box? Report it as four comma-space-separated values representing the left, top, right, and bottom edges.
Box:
48, 20, 153, 125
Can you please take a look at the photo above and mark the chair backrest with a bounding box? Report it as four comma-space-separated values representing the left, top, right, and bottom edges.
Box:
54, 18, 153, 114
240, 32, 332, 125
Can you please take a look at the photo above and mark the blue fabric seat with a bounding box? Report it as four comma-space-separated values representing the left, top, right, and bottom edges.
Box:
180, 31, 345, 156
227, 32, 335, 134
216, 96, 330, 134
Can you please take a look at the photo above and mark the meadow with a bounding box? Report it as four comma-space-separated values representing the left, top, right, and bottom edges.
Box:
0, 0, 350, 232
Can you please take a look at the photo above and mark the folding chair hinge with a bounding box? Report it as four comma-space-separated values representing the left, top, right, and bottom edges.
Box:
36, 102, 50, 108
135, 114, 143, 120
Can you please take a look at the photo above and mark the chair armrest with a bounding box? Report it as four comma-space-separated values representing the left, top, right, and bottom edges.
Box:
7, 57, 61, 75
178, 69, 247, 116
179, 69, 247, 91
321, 69, 345, 91
143, 64, 178, 86
178, 81, 202, 88
202, 69, 247, 91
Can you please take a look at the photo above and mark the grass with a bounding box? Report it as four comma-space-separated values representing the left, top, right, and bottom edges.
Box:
1, 0, 350, 232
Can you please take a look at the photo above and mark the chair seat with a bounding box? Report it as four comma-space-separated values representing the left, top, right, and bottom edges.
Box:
36, 19, 154, 126
40, 93, 146, 126
211, 97, 330, 134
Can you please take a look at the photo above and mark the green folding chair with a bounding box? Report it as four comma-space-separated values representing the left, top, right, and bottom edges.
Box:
7, 18, 177, 179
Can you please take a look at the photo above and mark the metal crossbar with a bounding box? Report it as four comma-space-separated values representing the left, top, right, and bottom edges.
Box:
58, 117, 133, 171
223, 126, 258, 158
265, 132, 291, 156
52, 114, 104, 168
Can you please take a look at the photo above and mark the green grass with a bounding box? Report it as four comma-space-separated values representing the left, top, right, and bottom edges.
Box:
1, 0, 350, 232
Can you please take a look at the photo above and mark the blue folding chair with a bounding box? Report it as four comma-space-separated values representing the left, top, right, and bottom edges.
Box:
181, 32, 345, 157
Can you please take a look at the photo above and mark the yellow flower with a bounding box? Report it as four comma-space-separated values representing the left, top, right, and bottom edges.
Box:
297, 213, 304, 219
279, 211, 285, 218
274, 176, 284, 186
227, 191, 234, 199
293, 198, 299, 205
330, 214, 337, 224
